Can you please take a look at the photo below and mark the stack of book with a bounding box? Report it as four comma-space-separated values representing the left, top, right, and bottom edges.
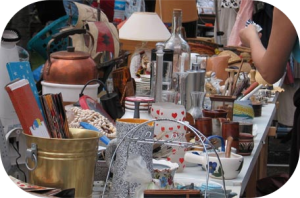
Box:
5, 62, 70, 139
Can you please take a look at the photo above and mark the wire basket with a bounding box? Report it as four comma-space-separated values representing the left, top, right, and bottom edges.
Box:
103, 119, 228, 198
27, 15, 77, 60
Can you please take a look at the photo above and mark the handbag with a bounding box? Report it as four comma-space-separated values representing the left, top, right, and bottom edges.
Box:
112, 66, 135, 105
79, 79, 124, 120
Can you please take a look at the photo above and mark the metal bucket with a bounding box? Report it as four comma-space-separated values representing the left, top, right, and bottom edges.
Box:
24, 128, 100, 198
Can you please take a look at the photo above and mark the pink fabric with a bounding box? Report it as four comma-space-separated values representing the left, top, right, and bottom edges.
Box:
227, 0, 254, 46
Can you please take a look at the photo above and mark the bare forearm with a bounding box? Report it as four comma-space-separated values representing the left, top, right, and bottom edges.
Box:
239, 8, 297, 84
250, 37, 285, 84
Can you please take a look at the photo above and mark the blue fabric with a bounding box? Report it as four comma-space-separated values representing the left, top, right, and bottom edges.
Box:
33, 64, 44, 82
292, 38, 300, 63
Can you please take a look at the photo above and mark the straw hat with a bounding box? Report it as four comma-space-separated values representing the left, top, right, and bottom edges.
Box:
229, 62, 252, 73
218, 50, 241, 64
217, 50, 253, 73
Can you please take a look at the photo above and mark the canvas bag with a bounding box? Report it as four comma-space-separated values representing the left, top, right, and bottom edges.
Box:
64, 1, 119, 59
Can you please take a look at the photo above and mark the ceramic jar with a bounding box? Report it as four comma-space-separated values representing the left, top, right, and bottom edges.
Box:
105, 119, 154, 198
152, 159, 179, 189
239, 133, 254, 156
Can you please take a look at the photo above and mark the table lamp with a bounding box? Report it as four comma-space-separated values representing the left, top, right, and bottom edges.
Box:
119, 12, 171, 85
119, 12, 171, 42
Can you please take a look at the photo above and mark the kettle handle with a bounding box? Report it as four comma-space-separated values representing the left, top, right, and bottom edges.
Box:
46, 28, 95, 72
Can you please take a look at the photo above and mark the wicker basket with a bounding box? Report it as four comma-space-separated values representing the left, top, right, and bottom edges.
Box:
187, 38, 220, 56
224, 45, 251, 55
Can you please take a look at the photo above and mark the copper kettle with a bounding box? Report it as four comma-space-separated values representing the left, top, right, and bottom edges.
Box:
43, 29, 97, 85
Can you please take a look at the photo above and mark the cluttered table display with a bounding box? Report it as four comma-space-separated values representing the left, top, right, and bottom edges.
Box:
175, 102, 277, 196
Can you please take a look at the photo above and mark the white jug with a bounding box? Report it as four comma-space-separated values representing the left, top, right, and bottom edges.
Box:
0, 29, 21, 133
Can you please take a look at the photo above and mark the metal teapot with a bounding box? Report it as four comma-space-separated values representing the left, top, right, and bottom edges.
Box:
43, 29, 97, 85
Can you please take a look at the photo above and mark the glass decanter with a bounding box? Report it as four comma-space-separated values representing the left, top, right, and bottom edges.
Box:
164, 9, 191, 76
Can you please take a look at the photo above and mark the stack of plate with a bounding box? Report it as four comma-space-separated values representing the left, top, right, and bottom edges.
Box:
122, 96, 154, 119
135, 75, 151, 96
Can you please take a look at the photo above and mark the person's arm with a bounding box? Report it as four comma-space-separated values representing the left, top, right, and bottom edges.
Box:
239, 8, 297, 84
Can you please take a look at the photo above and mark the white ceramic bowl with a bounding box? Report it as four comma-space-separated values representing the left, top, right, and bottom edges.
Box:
184, 150, 203, 167
41, 81, 99, 102
184, 152, 244, 180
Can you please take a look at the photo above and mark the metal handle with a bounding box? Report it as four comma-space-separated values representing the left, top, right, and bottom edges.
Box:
45, 28, 95, 73
25, 143, 38, 171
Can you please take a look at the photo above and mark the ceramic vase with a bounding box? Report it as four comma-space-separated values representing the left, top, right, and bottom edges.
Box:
105, 119, 154, 198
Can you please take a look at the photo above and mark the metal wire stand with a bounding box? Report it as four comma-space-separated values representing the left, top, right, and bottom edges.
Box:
102, 118, 228, 198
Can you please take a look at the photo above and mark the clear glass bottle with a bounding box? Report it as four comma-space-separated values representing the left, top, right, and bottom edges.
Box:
164, 9, 191, 76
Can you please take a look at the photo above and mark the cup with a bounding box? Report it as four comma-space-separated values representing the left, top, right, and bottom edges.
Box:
150, 60, 173, 95
251, 102, 262, 117
196, 54, 209, 70
222, 121, 240, 153
162, 90, 177, 103
194, 117, 213, 138
239, 121, 253, 134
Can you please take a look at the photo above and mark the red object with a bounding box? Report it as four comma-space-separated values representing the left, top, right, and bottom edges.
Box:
205, 23, 214, 27
242, 82, 259, 96
5, 79, 49, 137
92, 0, 115, 22
79, 95, 115, 125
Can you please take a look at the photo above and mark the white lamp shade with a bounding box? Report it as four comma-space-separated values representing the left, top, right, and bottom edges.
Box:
119, 12, 171, 41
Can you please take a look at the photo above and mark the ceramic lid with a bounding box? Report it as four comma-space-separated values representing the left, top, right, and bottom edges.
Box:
239, 132, 254, 139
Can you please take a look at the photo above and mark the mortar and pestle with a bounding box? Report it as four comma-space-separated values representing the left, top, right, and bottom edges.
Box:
184, 136, 244, 179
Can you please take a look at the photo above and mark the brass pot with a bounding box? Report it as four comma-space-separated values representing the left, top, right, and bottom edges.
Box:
43, 29, 97, 85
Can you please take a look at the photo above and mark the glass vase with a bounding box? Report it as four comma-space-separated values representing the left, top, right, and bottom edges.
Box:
188, 91, 206, 119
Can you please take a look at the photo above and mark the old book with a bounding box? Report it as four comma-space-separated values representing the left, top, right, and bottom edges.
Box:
6, 61, 44, 118
5, 79, 50, 138
9, 176, 75, 197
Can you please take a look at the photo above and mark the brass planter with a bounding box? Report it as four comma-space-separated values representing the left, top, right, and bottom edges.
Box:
24, 128, 100, 198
